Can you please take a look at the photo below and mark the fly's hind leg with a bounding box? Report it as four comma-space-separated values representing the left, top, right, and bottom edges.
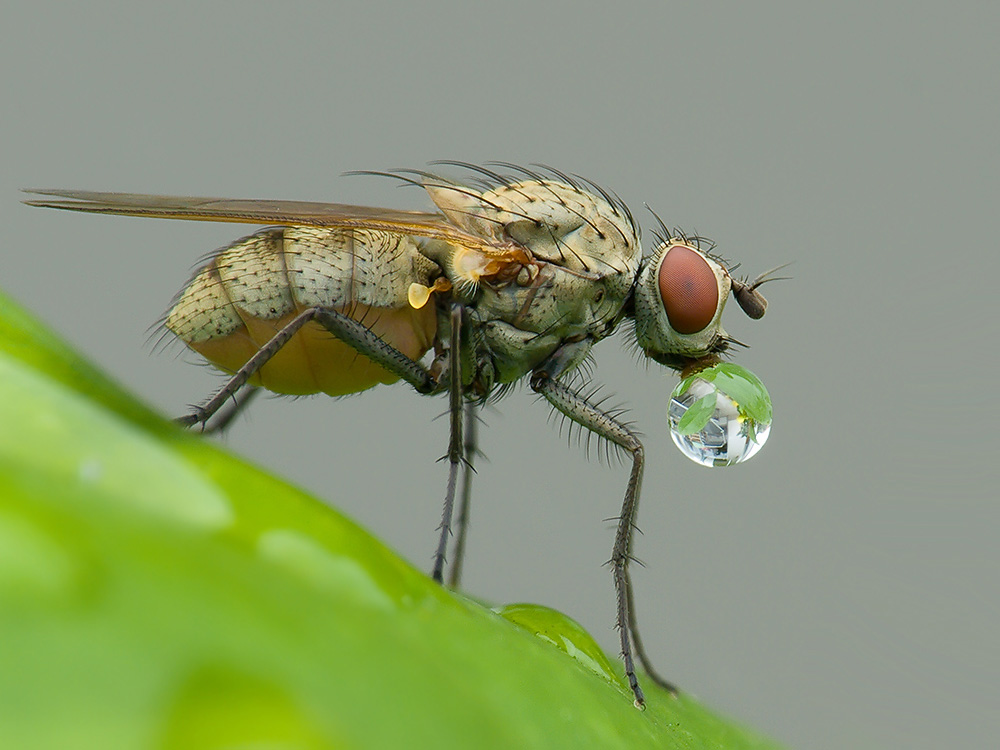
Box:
175, 303, 470, 592
175, 306, 438, 428
529, 340, 677, 709
202, 386, 260, 435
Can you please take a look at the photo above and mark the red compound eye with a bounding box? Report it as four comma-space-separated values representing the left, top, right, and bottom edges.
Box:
658, 245, 719, 334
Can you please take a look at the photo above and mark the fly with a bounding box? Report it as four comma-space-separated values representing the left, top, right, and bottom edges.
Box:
25, 162, 780, 708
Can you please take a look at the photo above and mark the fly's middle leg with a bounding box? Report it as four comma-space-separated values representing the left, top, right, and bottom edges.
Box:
447, 399, 479, 589
432, 303, 467, 583
175, 306, 438, 428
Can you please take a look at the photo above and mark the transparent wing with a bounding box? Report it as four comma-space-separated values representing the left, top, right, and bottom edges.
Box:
23, 189, 504, 252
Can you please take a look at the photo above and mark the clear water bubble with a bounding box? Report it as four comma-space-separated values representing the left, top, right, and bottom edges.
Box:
667, 362, 772, 467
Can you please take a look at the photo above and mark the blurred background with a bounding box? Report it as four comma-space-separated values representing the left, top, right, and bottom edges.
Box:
3, 2, 997, 747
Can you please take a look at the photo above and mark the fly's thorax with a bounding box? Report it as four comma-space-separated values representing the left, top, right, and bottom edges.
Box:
632, 240, 734, 367
468, 262, 627, 384
423, 177, 641, 282
476, 263, 624, 334
416, 174, 641, 388
479, 319, 594, 384
414, 238, 486, 303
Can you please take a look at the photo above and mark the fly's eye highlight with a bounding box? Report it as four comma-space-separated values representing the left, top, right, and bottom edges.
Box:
658, 244, 719, 334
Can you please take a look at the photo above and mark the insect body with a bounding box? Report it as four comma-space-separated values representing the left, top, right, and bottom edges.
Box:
25, 164, 775, 708
163, 176, 647, 401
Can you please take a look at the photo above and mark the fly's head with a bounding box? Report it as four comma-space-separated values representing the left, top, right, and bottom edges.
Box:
632, 231, 784, 467
631, 235, 773, 371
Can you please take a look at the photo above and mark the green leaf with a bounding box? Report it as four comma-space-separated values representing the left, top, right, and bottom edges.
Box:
688, 363, 773, 426
675, 392, 718, 436
675, 371, 698, 398
0, 290, 783, 750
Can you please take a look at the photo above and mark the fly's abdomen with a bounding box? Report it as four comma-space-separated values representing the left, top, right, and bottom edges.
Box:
165, 226, 439, 396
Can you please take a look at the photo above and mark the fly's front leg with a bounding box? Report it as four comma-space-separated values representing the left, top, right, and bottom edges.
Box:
529, 342, 674, 708
432, 304, 466, 583
176, 306, 437, 427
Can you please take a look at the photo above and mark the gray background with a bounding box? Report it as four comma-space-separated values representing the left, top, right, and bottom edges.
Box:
3, 2, 997, 748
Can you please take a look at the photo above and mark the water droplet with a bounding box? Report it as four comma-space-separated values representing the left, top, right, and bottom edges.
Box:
494, 603, 624, 688
668, 363, 772, 467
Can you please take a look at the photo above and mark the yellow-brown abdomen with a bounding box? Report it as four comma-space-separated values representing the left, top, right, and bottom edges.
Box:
165, 226, 439, 396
